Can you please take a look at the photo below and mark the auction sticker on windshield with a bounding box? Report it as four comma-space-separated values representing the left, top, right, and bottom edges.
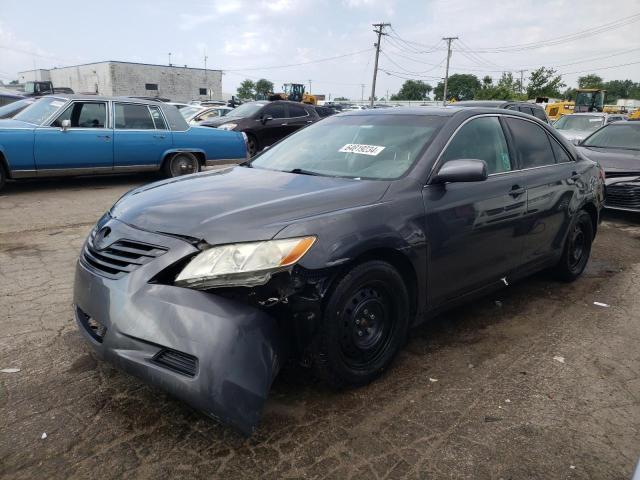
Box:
339, 144, 386, 156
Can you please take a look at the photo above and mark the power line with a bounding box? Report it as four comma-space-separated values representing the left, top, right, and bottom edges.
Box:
223, 48, 372, 72
557, 59, 640, 76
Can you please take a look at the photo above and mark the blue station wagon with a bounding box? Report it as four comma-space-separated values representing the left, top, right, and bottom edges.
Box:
0, 95, 248, 190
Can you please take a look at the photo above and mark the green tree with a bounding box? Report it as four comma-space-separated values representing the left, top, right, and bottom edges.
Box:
433, 74, 481, 101
334, 96, 349, 101
475, 72, 525, 100
255, 78, 274, 99
390, 80, 432, 101
236, 79, 255, 100
603, 79, 637, 103
526, 67, 565, 99
577, 74, 604, 89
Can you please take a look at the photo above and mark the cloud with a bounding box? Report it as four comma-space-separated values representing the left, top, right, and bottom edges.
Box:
178, 0, 243, 30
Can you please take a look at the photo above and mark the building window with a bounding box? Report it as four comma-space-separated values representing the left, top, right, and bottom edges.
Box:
199, 88, 207, 95
145, 83, 158, 91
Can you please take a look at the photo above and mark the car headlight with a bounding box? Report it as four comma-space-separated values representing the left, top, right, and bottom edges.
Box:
217, 122, 237, 131
175, 236, 316, 289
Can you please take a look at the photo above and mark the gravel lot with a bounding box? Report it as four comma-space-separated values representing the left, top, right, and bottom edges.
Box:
1, 174, 639, 479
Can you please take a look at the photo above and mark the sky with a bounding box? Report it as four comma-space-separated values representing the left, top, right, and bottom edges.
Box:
1, 0, 639, 100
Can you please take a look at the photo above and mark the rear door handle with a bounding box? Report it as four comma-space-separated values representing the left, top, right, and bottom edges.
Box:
281, 123, 288, 126
153, 134, 166, 139
306, 120, 313, 123
96, 134, 111, 140
509, 185, 526, 198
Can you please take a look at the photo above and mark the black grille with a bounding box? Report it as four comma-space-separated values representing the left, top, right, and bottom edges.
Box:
152, 349, 198, 377
605, 183, 640, 210
81, 231, 167, 279
605, 171, 640, 179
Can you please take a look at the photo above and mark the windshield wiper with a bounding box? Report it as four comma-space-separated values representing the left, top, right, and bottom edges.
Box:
287, 168, 323, 176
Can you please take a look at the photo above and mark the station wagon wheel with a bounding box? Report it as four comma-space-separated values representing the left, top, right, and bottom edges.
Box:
312, 260, 410, 388
164, 152, 200, 178
246, 134, 259, 157
555, 210, 593, 282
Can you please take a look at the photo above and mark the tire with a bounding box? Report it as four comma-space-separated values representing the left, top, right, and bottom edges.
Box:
0, 164, 5, 192
554, 210, 593, 282
163, 152, 201, 178
246, 134, 259, 157
312, 260, 410, 388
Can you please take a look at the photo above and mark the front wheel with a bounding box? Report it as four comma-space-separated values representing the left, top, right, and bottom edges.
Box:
554, 210, 593, 281
246, 134, 259, 157
163, 152, 201, 178
0, 165, 5, 191
312, 260, 410, 388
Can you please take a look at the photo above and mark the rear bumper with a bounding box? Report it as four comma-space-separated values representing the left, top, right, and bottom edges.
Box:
72, 219, 285, 435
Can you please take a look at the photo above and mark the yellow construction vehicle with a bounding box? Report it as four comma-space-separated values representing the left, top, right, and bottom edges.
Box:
629, 109, 640, 120
545, 88, 607, 121
269, 83, 317, 105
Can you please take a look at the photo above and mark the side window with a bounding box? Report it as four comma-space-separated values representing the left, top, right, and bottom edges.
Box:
505, 104, 519, 111
518, 105, 535, 116
505, 118, 555, 168
149, 106, 167, 130
289, 104, 307, 118
262, 103, 286, 119
532, 108, 548, 123
114, 103, 155, 129
52, 102, 106, 128
549, 136, 572, 163
440, 116, 512, 175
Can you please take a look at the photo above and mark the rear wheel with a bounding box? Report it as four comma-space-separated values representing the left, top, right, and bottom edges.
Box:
0, 164, 5, 191
555, 210, 593, 281
163, 152, 200, 178
312, 260, 410, 388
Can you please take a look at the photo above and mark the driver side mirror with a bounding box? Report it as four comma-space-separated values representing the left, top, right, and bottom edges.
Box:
61, 119, 71, 131
432, 159, 488, 184
261, 115, 273, 125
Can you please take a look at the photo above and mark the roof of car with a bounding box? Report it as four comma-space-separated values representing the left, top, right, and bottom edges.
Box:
339, 106, 473, 117
41, 94, 166, 105
563, 112, 611, 117
454, 100, 543, 108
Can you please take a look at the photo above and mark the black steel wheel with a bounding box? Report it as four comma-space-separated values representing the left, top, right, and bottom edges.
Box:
312, 260, 410, 388
164, 152, 200, 178
246, 134, 259, 157
555, 210, 593, 281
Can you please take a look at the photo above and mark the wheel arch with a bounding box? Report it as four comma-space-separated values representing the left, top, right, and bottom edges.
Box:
0, 149, 10, 179
161, 149, 206, 169
581, 201, 599, 239
346, 247, 419, 321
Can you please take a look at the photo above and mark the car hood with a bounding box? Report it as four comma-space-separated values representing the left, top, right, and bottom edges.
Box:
201, 116, 246, 128
0, 119, 36, 129
110, 166, 390, 244
577, 146, 640, 174
557, 129, 590, 142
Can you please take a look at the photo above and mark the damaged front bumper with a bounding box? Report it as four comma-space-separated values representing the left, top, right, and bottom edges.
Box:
72, 218, 286, 435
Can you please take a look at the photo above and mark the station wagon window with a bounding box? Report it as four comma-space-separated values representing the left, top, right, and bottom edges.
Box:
262, 103, 287, 119
440, 117, 512, 175
505, 117, 555, 168
289, 104, 307, 118
52, 102, 106, 128
149, 106, 167, 130
199, 88, 207, 95
114, 103, 155, 129
145, 83, 158, 91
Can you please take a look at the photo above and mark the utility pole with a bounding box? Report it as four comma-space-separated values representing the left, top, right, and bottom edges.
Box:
370, 22, 391, 107
442, 36, 458, 106
308, 79, 312, 94
168, 52, 172, 66
519, 69, 526, 95
361, 83, 365, 102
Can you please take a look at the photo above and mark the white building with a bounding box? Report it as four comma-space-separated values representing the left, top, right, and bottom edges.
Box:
18, 61, 222, 103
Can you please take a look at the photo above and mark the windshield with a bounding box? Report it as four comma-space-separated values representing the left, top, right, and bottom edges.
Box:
554, 115, 604, 131
226, 102, 266, 118
250, 114, 445, 180
13, 97, 67, 125
179, 106, 201, 119
0, 99, 35, 119
582, 123, 640, 150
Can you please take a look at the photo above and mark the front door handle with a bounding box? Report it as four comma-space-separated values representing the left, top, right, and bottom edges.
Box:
281, 123, 288, 126
306, 120, 313, 123
96, 134, 111, 140
153, 134, 166, 139
509, 185, 526, 198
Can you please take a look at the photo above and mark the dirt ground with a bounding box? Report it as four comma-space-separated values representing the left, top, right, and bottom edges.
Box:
1, 174, 639, 480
